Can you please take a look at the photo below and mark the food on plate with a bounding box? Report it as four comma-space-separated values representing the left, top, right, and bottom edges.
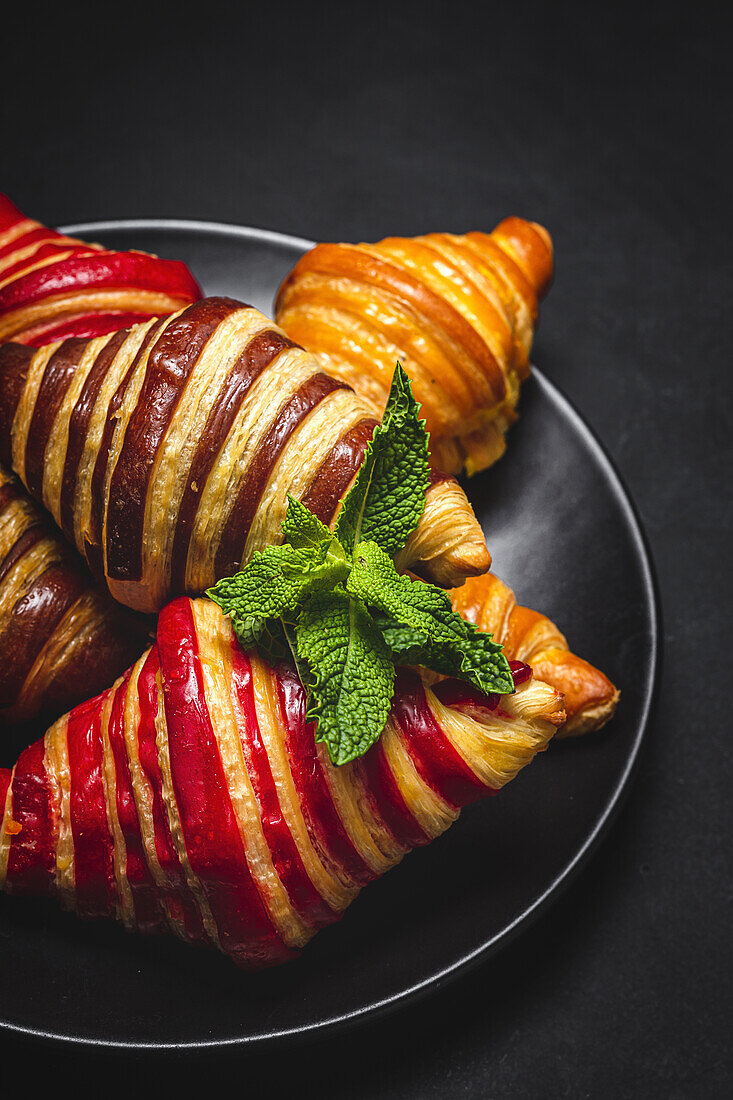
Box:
0, 467, 149, 726
275, 218, 553, 476
0, 296, 490, 614
0, 193, 201, 344
450, 574, 619, 736
0, 596, 564, 968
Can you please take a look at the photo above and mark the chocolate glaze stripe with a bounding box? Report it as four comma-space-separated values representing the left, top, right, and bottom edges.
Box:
24, 337, 89, 501
0, 344, 35, 466
0, 563, 88, 708
299, 417, 378, 526
0, 523, 45, 586
169, 328, 298, 592
214, 372, 349, 578
0, 477, 22, 513
59, 328, 131, 545
86, 318, 166, 580
105, 298, 238, 583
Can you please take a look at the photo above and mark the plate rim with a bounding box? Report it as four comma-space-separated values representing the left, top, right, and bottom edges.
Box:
0, 218, 661, 1049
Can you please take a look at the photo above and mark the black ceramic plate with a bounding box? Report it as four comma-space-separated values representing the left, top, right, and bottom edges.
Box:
0, 221, 658, 1048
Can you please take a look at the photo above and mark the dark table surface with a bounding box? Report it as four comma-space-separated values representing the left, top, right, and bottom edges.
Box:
1, 1, 730, 1095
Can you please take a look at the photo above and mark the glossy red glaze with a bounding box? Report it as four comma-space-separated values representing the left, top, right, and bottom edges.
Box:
17, 312, 152, 347
357, 739, 431, 849
229, 643, 337, 930
276, 665, 376, 888
509, 659, 533, 686
104, 673, 164, 933
157, 599, 293, 967
0, 251, 202, 313
391, 670, 490, 809
66, 692, 116, 919
5, 740, 55, 896
134, 644, 207, 944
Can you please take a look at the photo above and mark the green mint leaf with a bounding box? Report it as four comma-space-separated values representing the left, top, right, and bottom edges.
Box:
348, 540, 514, 695
335, 362, 429, 556
202, 519, 345, 646
295, 587, 395, 765
283, 493, 338, 553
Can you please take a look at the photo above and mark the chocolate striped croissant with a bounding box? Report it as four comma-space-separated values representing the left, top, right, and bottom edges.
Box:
0, 297, 490, 613
0, 193, 202, 345
0, 596, 564, 968
450, 574, 619, 736
275, 218, 553, 476
0, 466, 149, 725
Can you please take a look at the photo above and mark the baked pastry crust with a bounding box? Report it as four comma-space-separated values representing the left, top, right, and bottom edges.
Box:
275, 218, 553, 475
0, 298, 490, 612
0, 597, 563, 966
450, 573, 619, 736
0, 466, 148, 725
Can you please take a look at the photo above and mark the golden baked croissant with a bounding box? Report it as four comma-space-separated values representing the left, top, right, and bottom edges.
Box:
274, 218, 553, 475
0, 466, 149, 725
0, 193, 201, 344
450, 574, 619, 736
0, 596, 563, 967
0, 297, 490, 614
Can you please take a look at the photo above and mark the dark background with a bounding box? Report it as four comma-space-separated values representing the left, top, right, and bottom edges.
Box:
1, 1, 730, 1095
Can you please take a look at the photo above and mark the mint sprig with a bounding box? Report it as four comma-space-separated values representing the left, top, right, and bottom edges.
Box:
208, 362, 514, 766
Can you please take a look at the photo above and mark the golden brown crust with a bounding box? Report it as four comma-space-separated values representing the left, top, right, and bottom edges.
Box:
275, 219, 554, 475
450, 573, 618, 737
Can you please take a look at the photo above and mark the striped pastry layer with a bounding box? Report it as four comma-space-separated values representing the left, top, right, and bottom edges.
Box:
0, 296, 491, 612
0, 193, 202, 345
274, 217, 553, 476
0, 465, 149, 726
450, 573, 619, 736
0, 596, 563, 968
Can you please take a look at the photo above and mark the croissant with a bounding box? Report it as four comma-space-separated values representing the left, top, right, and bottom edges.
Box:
0, 193, 201, 345
0, 296, 490, 613
0, 596, 564, 967
0, 466, 149, 725
274, 218, 553, 476
450, 574, 619, 736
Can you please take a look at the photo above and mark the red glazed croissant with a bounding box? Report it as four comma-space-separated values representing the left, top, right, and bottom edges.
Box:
0, 297, 490, 613
450, 574, 619, 736
0, 597, 564, 968
0, 194, 201, 345
274, 218, 553, 476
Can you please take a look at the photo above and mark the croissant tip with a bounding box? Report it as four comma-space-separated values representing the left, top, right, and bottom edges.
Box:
555, 688, 621, 738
